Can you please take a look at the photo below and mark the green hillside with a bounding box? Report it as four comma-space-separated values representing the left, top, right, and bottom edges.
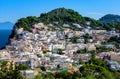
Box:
39, 8, 85, 25
99, 14, 120, 31
99, 14, 120, 24
14, 8, 102, 31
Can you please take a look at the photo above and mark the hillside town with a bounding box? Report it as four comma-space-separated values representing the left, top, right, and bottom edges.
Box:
0, 22, 120, 78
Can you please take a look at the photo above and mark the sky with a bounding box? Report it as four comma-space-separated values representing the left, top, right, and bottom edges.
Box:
0, 0, 120, 23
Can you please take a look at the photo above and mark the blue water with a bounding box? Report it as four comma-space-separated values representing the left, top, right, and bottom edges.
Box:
0, 30, 12, 49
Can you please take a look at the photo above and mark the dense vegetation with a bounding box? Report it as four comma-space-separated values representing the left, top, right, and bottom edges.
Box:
39, 8, 85, 25
14, 16, 38, 30
1, 58, 120, 79
84, 17, 102, 29
9, 16, 39, 38
0, 60, 23, 79
10, 8, 120, 39
32, 58, 120, 79
99, 14, 120, 24
13, 8, 102, 31
99, 14, 120, 31
108, 36, 120, 43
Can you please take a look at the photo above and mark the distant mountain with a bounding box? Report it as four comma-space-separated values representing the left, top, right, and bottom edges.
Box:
0, 21, 14, 30
99, 14, 120, 24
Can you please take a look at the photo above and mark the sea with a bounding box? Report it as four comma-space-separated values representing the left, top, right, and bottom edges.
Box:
0, 30, 12, 49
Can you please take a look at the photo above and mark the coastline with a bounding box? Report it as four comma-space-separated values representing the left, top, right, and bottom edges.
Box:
0, 29, 12, 49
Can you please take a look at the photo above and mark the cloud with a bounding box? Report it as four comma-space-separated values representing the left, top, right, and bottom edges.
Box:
88, 12, 104, 16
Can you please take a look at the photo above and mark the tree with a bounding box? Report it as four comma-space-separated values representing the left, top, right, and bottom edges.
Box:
43, 50, 50, 54
39, 66, 46, 71
0, 60, 23, 79
70, 36, 80, 43
14, 16, 38, 31
53, 49, 63, 55
84, 17, 102, 29
54, 71, 73, 79
79, 58, 84, 64
16, 64, 29, 70
79, 64, 115, 79
89, 58, 106, 67
96, 45, 113, 52
82, 33, 92, 44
